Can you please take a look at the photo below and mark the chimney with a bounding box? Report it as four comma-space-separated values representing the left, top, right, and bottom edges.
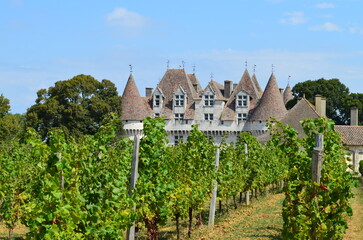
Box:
193, 84, 198, 92
315, 95, 326, 117
351, 107, 358, 126
224, 80, 232, 98
146, 88, 153, 97
279, 88, 284, 95
233, 83, 238, 90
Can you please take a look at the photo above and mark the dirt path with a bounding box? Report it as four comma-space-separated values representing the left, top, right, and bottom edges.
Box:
191, 193, 284, 240
345, 178, 363, 240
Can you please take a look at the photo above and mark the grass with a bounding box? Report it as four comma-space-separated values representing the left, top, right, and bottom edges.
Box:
190, 192, 284, 240
345, 177, 363, 240
0, 224, 27, 240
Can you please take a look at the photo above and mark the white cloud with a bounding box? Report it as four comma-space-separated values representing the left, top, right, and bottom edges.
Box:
309, 22, 343, 32
349, 27, 363, 35
106, 8, 149, 28
280, 12, 306, 25
314, 3, 335, 9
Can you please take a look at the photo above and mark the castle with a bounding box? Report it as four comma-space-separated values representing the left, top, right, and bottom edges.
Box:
120, 67, 324, 144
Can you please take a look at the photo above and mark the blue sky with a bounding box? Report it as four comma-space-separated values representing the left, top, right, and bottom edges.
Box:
1, 0, 363, 114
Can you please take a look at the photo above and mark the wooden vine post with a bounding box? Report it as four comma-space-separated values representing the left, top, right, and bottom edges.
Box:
312, 134, 324, 184
126, 135, 140, 240
208, 148, 220, 227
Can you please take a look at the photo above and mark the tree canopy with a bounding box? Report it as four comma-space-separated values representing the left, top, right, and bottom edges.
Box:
26, 74, 122, 140
292, 78, 351, 124
0, 94, 25, 143
0, 94, 10, 118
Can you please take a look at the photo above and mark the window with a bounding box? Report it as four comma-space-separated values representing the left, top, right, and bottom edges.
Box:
154, 95, 160, 107
204, 95, 214, 106
238, 113, 247, 121
174, 136, 183, 145
237, 95, 248, 107
175, 95, 184, 106
204, 113, 213, 120
174, 113, 184, 120
154, 113, 160, 118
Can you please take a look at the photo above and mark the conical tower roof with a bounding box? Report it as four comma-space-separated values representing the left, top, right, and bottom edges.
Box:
249, 73, 287, 121
122, 74, 140, 98
252, 73, 263, 95
121, 74, 152, 121
283, 83, 293, 104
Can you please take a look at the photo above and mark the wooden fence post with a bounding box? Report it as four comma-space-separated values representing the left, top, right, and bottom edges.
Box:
312, 134, 324, 184
208, 148, 220, 227
126, 135, 140, 240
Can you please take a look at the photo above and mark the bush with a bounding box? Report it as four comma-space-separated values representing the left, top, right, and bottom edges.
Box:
359, 160, 363, 176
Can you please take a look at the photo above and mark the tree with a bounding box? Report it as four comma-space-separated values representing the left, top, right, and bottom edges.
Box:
0, 94, 10, 117
0, 94, 25, 143
292, 78, 350, 124
25, 74, 122, 140
342, 93, 363, 125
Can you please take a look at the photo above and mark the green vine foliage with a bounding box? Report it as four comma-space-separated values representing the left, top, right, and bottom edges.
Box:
236, 132, 264, 191
271, 118, 357, 239
218, 140, 245, 204
135, 117, 174, 240
76, 115, 133, 239
182, 125, 216, 214
0, 139, 38, 238
20, 114, 133, 239
23, 129, 85, 239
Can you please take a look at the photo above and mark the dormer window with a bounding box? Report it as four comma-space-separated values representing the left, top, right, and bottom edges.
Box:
237, 95, 248, 107
174, 113, 184, 120
175, 95, 185, 106
204, 95, 214, 106
154, 95, 161, 107
204, 113, 214, 120
237, 113, 247, 121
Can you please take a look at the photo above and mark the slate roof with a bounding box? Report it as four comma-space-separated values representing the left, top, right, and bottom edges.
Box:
334, 125, 363, 146
281, 97, 320, 138
257, 97, 321, 142
252, 73, 263, 97
188, 73, 203, 94
249, 73, 287, 121
207, 80, 227, 101
121, 74, 153, 121
157, 69, 199, 119
221, 69, 260, 121
283, 83, 293, 104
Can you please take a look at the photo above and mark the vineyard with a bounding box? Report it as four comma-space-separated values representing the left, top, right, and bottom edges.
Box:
0, 115, 358, 239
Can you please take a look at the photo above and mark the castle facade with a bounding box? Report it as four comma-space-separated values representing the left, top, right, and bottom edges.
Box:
120, 67, 304, 144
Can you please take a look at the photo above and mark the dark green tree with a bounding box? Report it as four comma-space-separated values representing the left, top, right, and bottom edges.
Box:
0, 94, 10, 117
26, 74, 122, 140
0, 94, 25, 142
342, 93, 363, 125
292, 78, 350, 124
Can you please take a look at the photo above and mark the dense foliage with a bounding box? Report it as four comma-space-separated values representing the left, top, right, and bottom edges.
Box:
270, 118, 356, 239
0, 117, 356, 239
0, 94, 25, 143
25, 74, 122, 140
292, 78, 350, 124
